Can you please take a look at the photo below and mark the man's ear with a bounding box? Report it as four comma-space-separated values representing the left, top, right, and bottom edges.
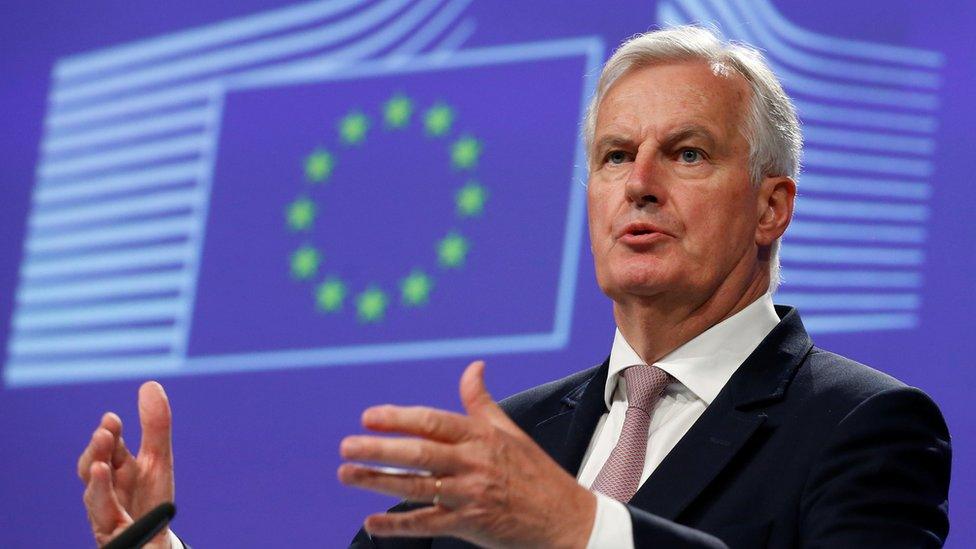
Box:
756, 175, 796, 246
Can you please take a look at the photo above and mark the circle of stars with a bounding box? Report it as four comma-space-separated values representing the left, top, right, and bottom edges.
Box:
287, 92, 486, 323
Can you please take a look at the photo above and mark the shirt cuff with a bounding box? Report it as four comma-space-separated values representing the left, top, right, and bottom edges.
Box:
585, 491, 635, 549
167, 529, 183, 549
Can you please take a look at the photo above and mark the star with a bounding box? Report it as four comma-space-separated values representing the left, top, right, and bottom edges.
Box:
400, 270, 433, 306
437, 232, 469, 268
356, 287, 388, 323
339, 111, 370, 144
286, 198, 316, 231
456, 181, 487, 217
315, 277, 346, 313
424, 103, 454, 137
304, 149, 334, 182
290, 246, 321, 280
451, 136, 482, 170
384, 94, 413, 129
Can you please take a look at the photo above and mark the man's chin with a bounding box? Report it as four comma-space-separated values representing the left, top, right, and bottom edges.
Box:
600, 277, 679, 303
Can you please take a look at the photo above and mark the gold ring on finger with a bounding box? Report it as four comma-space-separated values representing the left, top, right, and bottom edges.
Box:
432, 478, 442, 506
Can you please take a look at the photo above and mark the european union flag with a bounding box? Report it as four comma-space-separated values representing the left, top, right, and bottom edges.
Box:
188, 44, 599, 363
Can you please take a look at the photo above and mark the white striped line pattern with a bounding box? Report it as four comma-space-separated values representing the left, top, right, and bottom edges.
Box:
6, 0, 478, 384
659, 0, 941, 333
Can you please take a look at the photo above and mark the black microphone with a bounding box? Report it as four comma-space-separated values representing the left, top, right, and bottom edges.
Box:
102, 502, 176, 549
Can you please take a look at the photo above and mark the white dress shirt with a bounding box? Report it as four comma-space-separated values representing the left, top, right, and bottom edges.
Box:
582, 294, 780, 548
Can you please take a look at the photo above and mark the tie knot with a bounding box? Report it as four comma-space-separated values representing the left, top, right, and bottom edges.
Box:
622, 365, 672, 412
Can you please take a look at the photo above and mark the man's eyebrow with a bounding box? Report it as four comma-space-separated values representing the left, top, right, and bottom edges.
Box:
659, 125, 719, 150
592, 135, 635, 153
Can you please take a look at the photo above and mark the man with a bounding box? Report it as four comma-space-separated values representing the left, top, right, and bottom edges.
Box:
77, 26, 951, 548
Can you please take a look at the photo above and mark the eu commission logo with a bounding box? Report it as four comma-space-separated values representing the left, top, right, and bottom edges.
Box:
3, 0, 943, 386
3, 0, 602, 386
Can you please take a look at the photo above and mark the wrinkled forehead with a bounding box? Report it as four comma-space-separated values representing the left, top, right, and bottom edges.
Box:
594, 60, 753, 135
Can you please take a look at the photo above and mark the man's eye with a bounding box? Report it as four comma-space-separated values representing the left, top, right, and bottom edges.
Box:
606, 150, 630, 164
679, 148, 702, 163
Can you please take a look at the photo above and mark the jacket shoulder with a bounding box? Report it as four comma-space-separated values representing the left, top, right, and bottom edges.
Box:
791, 346, 946, 432
799, 346, 908, 401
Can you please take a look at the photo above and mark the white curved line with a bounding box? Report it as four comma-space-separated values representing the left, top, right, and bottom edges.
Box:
803, 125, 933, 155
779, 244, 923, 266
803, 148, 931, 178
774, 292, 919, 311
10, 327, 178, 356
800, 314, 917, 333
46, 83, 216, 131
799, 175, 929, 200
675, 0, 937, 110
30, 189, 203, 230
21, 243, 191, 280
39, 134, 210, 180
34, 162, 201, 205
52, 0, 413, 107
5, 356, 180, 387
725, 0, 939, 89
796, 197, 928, 222
43, 107, 211, 155
14, 298, 184, 331
433, 17, 477, 53
46, 0, 438, 130
750, 0, 943, 68
17, 271, 188, 305
794, 100, 936, 133
788, 220, 926, 244
390, 0, 474, 58
55, 0, 366, 81
27, 216, 197, 255
780, 269, 921, 288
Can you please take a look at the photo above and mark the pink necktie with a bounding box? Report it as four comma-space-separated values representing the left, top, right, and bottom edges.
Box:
590, 365, 673, 502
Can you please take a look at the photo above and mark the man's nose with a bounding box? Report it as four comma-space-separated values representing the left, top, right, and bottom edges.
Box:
624, 150, 665, 208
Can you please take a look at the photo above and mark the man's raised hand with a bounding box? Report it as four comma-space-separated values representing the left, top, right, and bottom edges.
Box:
77, 381, 175, 548
338, 361, 597, 548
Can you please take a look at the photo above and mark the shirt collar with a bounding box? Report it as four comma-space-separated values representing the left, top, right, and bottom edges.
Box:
605, 293, 780, 409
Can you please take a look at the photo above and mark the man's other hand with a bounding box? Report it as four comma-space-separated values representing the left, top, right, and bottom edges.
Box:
338, 361, 597, 549
77, 381, 175, 548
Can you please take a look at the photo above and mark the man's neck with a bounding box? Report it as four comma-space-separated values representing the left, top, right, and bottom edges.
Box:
612, 273, 770, 365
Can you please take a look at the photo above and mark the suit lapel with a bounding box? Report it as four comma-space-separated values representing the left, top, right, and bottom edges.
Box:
530, 359, 610, 476
629, 306, 813, 520
627, 389, 766, 519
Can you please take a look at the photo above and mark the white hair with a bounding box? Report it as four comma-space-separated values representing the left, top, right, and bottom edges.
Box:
583, 25, 802, 293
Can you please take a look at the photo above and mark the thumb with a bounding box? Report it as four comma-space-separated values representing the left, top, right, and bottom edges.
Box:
459, 361, 511, 427
137, 381, 173, 460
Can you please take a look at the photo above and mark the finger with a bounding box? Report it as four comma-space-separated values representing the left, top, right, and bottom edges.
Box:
99, 412, 134, 469
340, 436, 463, 474
362, 405, 472, 442
77, 412, 121, 481
364, 505, 456, 538
100, 412, 123, 438
459, 361, 512, 428
78, 428, 115, 482
85, 462, 130, 534
137, 381, 172, 459
111, 435, 133, 470
338, 463, 448, 505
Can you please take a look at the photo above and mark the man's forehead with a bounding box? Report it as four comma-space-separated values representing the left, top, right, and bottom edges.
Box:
608, 59, 749, 100
594, 62, 750, 138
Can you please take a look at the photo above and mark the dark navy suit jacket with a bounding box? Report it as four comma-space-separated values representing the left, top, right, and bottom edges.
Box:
350, 307, 951, 548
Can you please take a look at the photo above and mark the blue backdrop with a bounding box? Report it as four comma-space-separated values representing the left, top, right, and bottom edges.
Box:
1, 0, 972, 546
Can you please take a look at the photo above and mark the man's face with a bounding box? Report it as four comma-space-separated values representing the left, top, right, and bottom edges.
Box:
587, 61, 761, 304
